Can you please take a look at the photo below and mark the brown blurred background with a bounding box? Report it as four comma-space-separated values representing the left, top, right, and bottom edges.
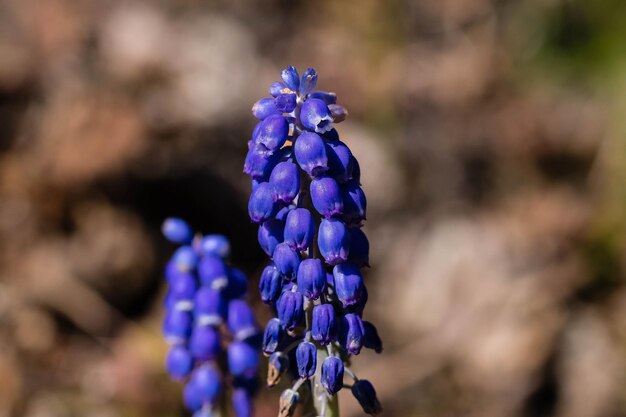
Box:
1, 0, 626, 416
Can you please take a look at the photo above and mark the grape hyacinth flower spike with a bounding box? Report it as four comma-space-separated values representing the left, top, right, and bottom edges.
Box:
162, 218, 260, 417
243, 67, 383, 417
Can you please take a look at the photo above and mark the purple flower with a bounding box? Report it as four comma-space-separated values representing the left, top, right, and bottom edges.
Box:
254, 114, 290, 153
232, 387, 254, 417
163, 309, 193, 344
327, 140, 354, 184
171, 245, 198, 272
162, 217, 193, 244
294, 131, 328, 177
281, 66, 300, 91
311, 303, 336, 345
228, 300, 259, 341
272, 242, 301, 279
257, 218, 284, 256
197, 234, 231, 259
299, 67, 318, 96
296, 258, 326, 300
276, 290, 304, 333
301, 98, 333, 133
333, 262, 365, 307
252, 97, 280, 120
321, 356, 344, 395
318, 218, 350, 265
166, 346, 193, 380
190, 325, 221, 361
248, 182, 278, 223
194, 287, 227, 325
259, 263, 282, 304
269, 161, 300, 203
191, 365, 222, 406
198, 255, 228, 289
351, 379, 382, 415
270, 81, 287, 97
243, 144, 280, 180
342, 181, 367, 225
228, 341, 260, 378
296, 341, 317, 378
310, 176, 343, 217
283, 208, 315, 251
275, 93, 297, 113
338, 313, 365, 355
262, 318, 283, 355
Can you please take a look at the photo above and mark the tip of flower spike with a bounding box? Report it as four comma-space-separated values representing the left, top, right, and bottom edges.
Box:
162, 217, 193, 244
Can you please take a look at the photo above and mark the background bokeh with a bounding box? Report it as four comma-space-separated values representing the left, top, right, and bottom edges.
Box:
1, 0, 626, 416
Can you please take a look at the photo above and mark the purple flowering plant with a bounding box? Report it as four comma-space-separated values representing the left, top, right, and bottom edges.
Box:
245, 66, 383, 417
161, 218, 260, 417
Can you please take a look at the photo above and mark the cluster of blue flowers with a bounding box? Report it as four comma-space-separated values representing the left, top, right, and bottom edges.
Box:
162, 218, 260, 417
244, 66, 383, 416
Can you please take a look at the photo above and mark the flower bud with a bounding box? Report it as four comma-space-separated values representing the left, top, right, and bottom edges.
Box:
267, 352, 289, 387
338, 313, 365, 355
183, 381, 203, 412
248, 182, 278, 223
275, 93, 297, 113
243, 144, 280, 180
258, 218, 284, 256
163, 309, 193, 344
351, 379, 382, 415
228, 300, 259, 341
166, 346, 193, 380
191, 365, 222, 406
342, 181, 367, 225
262, 318, 283, 355
318, 219, 350, 265
328, 104, 348, 123
198, 255, 228, 289
254, 114, 289, 153
194, 287, 227, 325
321, 356, 344, 395
169, 271, 197, 307
278, 388, 299, 417
363, 320, 383, 354
284, 208, 315, 251
277, 290, 304, 333
310, 176, 343, 218
308, 90, 337, 104
294, 131, 329, 177
327, 140, 354, 184
232, 387, 254, 417
333, 262, 364, 307
347, 227, 370, 267
281, 66, 300, 91
296, 341, 317, 378
228, 341, 259, 378
301, 98, 333, 134
197, 234, 230, 259
270, 81, 287, 97
269, 161, 300, 204
189, 325, 221, 361
259, 263, 282, 304
172, 245, 198, 272
162, 217, 193, 244
296, 258, 326, 300
311, 303, 336, 345
273, 242, 301, 280
299, 67, 318, 96
252, 97, 280, 120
